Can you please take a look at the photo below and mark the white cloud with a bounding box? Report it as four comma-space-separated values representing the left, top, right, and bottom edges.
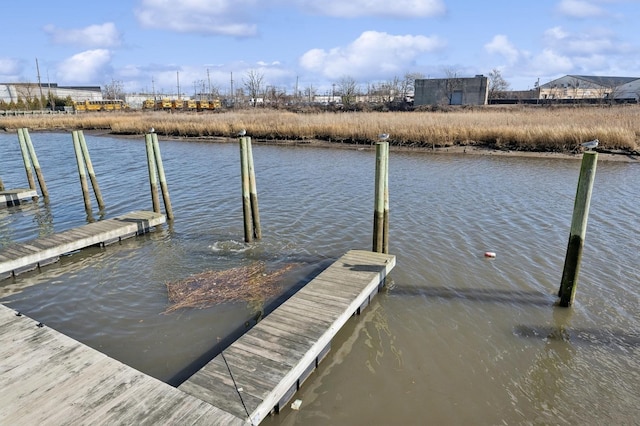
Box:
56, 49, 112, 84
294, 0, 446, 18
532, 49, 574, 74
44, 23, 122, 48
135, 0, 259, 37
556, 0, 607, 18
300, 31, 445, 80
0, 58, 21, 76
543, 26, 630, 56
484, 35, 519, 64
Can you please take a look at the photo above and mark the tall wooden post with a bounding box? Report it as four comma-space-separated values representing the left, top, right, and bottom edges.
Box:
78, 131, 105, 210
145, 135, 161, 214
373, 141, 389, 253
22, 128, 49, 199
382, 141, 390, 254
151, 133, 174, 220
17, 128, 37, 193
240, 137, 253, 243
246, 137, 261, 240
558, 151, 598, 307
72, 130, 92, 214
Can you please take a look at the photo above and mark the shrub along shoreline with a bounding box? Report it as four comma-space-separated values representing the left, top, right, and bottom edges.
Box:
1, 105, 638, 160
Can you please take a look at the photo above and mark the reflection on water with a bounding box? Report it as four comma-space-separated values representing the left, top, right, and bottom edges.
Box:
1, 132, 639, 424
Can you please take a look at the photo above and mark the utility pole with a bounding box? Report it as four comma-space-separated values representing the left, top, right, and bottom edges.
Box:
230, 72, 234, 106
176, 71, 180, 99
35, 58, 45, 109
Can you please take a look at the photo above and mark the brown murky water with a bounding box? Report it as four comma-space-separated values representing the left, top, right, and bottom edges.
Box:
1, 132, 638, 424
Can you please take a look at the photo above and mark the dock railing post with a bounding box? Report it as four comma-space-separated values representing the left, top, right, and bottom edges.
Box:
17, 128, 37, 197
151, 132, 174, 220
558, 151, 598, 307
246, 137, 261, 240
78, 131, 105, 211
72, 130, 93, 215
239, 136, 253, 243
373, 140, 389, 253
22, 128, 49, 199
145, 134, 161, 214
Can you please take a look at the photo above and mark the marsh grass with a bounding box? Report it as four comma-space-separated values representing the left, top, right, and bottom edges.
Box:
2, 105, 638, 152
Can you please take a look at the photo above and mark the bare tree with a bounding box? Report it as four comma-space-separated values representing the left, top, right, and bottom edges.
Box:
488, 68, 510, 100
304, 84, 316, 103
103, 79, 125, 100
442, 68, 463, 105
243, 70, 265, 107
336, 75, 358, 106
402, 72, 424, 102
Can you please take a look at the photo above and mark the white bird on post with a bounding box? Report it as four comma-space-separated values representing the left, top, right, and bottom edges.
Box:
581, 139, 598, 151
150, 127, 155, 133
238, 129, 247, 137
378, 133, 390, 141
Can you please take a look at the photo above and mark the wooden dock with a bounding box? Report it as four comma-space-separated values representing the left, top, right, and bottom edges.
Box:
0, 249, 395, 424
0, 303, 245, 425
0, 188, 38, 208
0, 210, 166, 280
179, 249, 396, 424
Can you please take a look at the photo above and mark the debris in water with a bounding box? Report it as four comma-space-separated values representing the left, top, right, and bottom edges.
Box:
291, 399, 302, 410
164, 261, 299, 314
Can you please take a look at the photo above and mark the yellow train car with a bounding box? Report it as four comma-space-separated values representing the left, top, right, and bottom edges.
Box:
159, 99, 173, 110
73, 100, 127, 112
196, 100, 210, 110
143, 99, 156, 110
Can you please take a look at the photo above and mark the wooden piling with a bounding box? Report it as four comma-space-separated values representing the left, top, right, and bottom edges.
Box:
382, 142, 389, 254
78, 131, 105, 210
72, 131, 92, 214
151, 133, 174, 220
145, 135, 161, 214
240, 137, 253, 243
373, 141, 389, 253
558, 151, 598, 307
246, 137, 261, 239
17, 128, 37, 194
0, 177, 4, 191
22, 128, 49, 199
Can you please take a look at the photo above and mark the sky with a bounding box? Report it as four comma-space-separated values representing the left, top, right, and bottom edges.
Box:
1, 0, 638, 96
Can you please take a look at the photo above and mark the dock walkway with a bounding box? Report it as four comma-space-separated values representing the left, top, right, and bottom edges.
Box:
0, 210, 166, 280
0, 304, 244, 425
179, 249, 396, 424
0, 249, 395, 424
0, 188, 38, 208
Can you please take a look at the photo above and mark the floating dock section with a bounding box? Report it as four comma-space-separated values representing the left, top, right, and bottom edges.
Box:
0, 249, 395, 424
179, 249, 396, 424
0, 210, 165, 280
0, 304, 244, 425
0, 188, 38, 208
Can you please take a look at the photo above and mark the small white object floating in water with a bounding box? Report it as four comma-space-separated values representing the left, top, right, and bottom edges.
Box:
484, 251, 496, 258
291, 399, 302, 410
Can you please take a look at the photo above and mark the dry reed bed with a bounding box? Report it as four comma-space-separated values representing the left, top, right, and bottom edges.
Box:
2, 106, 638, 152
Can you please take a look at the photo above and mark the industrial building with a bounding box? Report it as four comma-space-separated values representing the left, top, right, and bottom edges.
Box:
0, 83, 102, 105
538, 75, 640, 101
414, 75, 489, 106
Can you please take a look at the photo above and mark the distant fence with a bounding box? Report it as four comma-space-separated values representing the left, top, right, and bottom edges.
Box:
0, 109, 74, 116
489, 98, 638, 105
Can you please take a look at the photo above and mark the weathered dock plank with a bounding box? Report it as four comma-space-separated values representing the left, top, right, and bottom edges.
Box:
0, 188, 37, 208
0, 304, 244, 425
179, 249, 396, 425
0, 210, 166, 279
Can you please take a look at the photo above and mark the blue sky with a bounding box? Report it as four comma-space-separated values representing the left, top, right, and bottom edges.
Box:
1, 0, 638, 96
